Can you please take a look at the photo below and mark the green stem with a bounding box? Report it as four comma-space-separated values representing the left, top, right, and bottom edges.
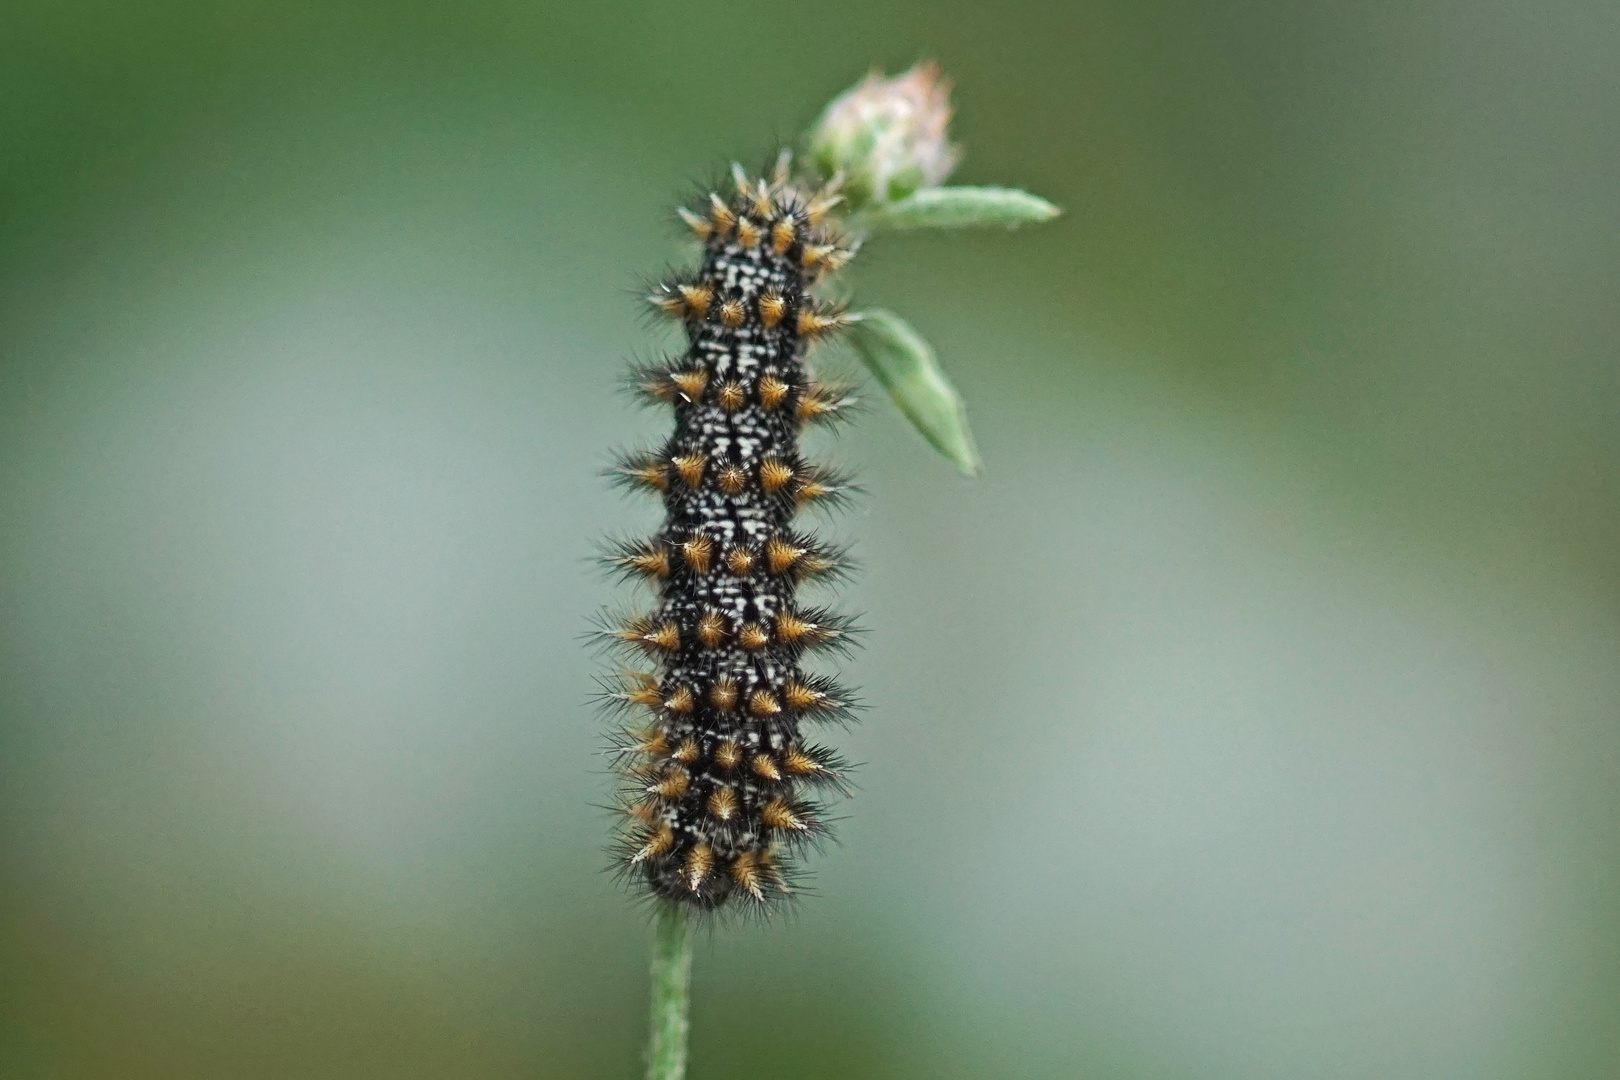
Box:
645, 901, 693, 1080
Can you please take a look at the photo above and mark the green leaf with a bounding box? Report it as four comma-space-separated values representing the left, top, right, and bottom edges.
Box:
845, 310, 982, 476
858, 186, 1061, 230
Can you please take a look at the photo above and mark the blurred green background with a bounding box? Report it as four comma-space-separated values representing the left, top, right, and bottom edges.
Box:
3, 2, 1618, 1077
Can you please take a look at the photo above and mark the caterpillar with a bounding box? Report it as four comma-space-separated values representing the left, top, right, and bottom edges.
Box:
600, 153, 859, 913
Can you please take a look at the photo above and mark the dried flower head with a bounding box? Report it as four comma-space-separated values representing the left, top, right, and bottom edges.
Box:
808, 62, 961, 211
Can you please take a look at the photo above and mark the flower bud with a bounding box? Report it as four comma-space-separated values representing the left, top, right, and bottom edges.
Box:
808, 62, 961, 211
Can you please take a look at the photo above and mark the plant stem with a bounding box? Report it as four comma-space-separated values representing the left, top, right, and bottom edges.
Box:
645, 901, 693, 1080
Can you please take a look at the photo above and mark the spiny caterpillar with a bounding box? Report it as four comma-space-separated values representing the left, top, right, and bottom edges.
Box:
600, 154, 859, 912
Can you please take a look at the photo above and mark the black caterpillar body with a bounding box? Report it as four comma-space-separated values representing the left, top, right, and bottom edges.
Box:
602, 156, 859, 912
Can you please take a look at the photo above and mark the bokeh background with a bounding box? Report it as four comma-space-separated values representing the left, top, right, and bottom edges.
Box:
3, 2, 1619, 1077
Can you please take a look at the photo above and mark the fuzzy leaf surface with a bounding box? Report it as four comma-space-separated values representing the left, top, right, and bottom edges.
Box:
846, 309, 981, 475
858, 186, 1060, 230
